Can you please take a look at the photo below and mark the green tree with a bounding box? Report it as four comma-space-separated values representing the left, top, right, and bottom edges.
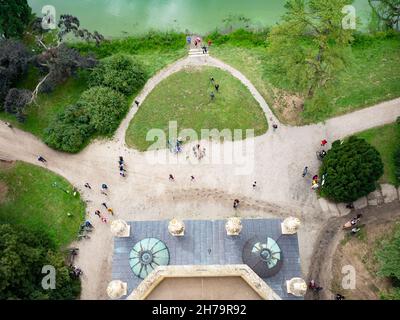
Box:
319, 136, 384, 203
44, 104, 94, 153
0, 0, 32, 39
0, 224, 80, 300
267, 0, 354, 97
89, 54, 146, 96
368, 0, 400, 30
79, 86, 127, 134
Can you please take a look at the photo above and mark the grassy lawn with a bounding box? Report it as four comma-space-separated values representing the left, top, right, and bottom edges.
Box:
356, 122, 399, 185
126, 67, 268, 151
0, 49, 186, 141
212, 38, 400, 125
0, 161, 85, 248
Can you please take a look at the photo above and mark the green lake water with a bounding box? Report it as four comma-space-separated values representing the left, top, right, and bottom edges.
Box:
29, 0, 372, 37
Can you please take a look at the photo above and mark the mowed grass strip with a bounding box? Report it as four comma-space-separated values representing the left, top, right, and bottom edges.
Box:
126, 67, 268, 151
356, 122, 399, 185
0, 161, 86, 248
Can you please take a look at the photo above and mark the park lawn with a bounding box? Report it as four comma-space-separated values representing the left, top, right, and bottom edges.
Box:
0, 161, 86, 248
126, 67, 268, 151
212, 38, 400, 124
0, 49, 186, 142
356, 123, 399, 185
0, 74, 88, 139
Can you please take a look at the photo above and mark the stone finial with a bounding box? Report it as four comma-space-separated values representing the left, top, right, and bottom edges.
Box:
110, 219, 130, 237
281, 217, 301, 235
107, 280, 128, 299
168, 218, 185, 237
286, 278, 307, 297
225, 217, 243, 236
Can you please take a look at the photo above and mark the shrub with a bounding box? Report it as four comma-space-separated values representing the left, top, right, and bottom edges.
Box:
89, 54, 146, 95
79, 86, 127, 134
319, 136, 384, 203
44, 104, 94, 153
376, 224, 400, 283
0, 224, 81, 300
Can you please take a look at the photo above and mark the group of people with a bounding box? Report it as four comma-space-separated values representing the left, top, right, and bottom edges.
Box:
187, 35, 212, 52
210, 77, 220, 101
118, 156, 126, 177
193, 144, 206, 160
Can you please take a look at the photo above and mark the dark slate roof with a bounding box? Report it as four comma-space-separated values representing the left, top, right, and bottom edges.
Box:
112, 219, 303, 300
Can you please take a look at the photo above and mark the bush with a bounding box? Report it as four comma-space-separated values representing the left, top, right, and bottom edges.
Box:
44, 104, 94, 153
79, 86, 127, 134
0, 224, 81, 300
319, 136, 384, 203
89, 54, 146, 95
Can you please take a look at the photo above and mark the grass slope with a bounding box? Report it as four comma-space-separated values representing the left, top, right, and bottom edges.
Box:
126, 67, 268, 151
356, 122, 399, 185
0, 161, 85, 248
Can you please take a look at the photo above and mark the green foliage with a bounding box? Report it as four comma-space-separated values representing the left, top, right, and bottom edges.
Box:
319, 136, 384, 202
0, 224, 81, 300
376, 223, 400, 282
72, 30, 186, 59
79, 86, 127, 134
380, 287, 400, 300
89, 54, 146, 95
0, 0, 32, 39
205, 28, 269, 47
267, 0, 354, 97
44, 104, 94, 153
394, 119, 400, 185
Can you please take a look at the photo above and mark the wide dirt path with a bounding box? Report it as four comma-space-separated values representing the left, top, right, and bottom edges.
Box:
1, 54, 399, 299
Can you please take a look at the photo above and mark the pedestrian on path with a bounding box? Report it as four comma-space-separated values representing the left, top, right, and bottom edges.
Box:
321, 139, 328, 147
215, 84, 219, 92
37, 155, 47, 163
102, 202, 108, 209
107, 208, 114, 215
210, 91, 215, 101
84, 183, 92, 189
252, 181, 257, 189
233, 199, 240, 209
302, 167, 308, 177
191, 175, 195, 181
119, 156, 124, 165
335, 293, 345, 300
134, 100, 140, 107
210, 77, 215, 84
102, 184, 108, 191
186, 35, 191, 45
120, 170, 126, 177
272, 124, 278, 131
95, 210, 101, 218
169, 174, 175, 181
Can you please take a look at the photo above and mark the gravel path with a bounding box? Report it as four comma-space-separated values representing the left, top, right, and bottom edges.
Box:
1, 54, 399, 300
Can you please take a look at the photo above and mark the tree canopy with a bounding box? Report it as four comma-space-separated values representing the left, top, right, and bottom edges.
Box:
267, 0, 354, 98
0, 0, 32, 39
368, 0, 400, 30
319, 136, 384, 203
0, 224, 80, 300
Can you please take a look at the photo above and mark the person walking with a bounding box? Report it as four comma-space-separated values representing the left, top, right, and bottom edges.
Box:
191, 175, 195, 181
186, 35, 191, 45
272, 124, 278, 131
233, 199, 240, 209
169, 174, 175, 181
215, 84, 219, 92
321, 139, 328, 147
134, 100, 140, 107
102, 202, 108, 209
252, 181, 257, 189
210, 91, 215, 101
37, 156, 47, 163
84, 183, 91, 189
95, 210, 101, 218
302, 167, 308, 177
119, 156, 124, 165
107, 208, 114, 215
210, 77, 215, 83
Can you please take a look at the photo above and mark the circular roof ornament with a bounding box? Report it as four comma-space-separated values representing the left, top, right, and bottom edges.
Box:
225, 217, 243, 236
281, 217, 301, 235
242, 236, 282, 278
286, 278, 307, 297
168, 218, 185, 236
110, 219, 130, 237
129, 238, 170, 279
107, 280, 127, 299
